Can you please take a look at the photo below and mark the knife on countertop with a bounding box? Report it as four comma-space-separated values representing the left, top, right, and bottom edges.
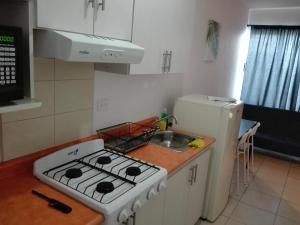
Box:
32, 190, 72, 214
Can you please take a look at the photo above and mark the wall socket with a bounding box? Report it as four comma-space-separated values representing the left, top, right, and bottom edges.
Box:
97, 97, 110, 112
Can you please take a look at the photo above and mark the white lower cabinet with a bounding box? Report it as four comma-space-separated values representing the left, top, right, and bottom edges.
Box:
135, 190, 166, 225
185, 150, 211, 225
130, 149, 211, 225
163, 149, 211, 225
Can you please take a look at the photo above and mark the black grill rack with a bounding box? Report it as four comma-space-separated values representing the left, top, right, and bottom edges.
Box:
97, 122, 157, 154
43, 149, 160, 204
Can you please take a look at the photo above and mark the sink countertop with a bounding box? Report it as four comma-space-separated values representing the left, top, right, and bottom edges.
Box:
0, 118, 215, 225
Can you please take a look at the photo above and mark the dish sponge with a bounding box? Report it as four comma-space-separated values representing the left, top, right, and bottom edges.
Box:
188, 139, 205, 148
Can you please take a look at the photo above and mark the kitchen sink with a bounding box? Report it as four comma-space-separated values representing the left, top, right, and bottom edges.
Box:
150, 130, 195, 152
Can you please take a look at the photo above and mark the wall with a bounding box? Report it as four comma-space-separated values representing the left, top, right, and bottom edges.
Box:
0, 60, 183, 161
0, 0, 248, 161
249, 7, 300, 25
93, 72, 183, 130
0, 58, 94, 161
183, 0, 249, 98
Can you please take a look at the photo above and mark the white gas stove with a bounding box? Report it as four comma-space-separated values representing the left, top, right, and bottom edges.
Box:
34, 139, 167, 225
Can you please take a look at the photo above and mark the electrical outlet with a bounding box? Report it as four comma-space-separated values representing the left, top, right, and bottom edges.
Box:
97, 97, 109, 112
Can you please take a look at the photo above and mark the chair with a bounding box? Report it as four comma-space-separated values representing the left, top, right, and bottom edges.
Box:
236, 128, 252, 192
248, 122, 261, 173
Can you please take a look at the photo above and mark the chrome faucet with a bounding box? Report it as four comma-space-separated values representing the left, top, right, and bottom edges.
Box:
153, 114, 178, 128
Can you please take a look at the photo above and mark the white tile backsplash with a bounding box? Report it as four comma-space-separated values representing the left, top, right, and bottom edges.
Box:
55, 80, 93, 114
55, 109, 92, 145
0, 58, 182, 161
2, 116, 55, 161
1, 81, 54, 122
55, 60, 94, 80
0, 58, 95, 161
34, 58, 54, 81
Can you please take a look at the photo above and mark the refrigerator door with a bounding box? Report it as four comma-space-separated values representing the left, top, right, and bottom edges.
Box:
203, 102, 243, 221
173, 95, 243, 221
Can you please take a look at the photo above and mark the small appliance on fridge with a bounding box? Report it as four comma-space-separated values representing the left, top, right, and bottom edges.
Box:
174, 94, 243, 222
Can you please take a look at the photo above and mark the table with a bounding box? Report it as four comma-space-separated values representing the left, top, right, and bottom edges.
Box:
239, 119, 257, 140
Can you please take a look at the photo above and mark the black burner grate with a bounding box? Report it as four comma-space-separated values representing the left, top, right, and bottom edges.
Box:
43, 148, 160, 204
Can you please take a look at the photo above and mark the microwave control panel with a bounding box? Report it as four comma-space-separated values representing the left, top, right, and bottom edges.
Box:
0, 36, 17, 86
0, 26, 23, 103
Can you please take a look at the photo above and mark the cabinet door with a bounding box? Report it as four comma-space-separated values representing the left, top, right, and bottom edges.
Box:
129, 0, 170, 75
93, 0, 133, 40
167, 0, 196, 74
36, 0, 94, 34
185, 150, 211, 225
163, 164, 191, 225
135, 190, 166, 225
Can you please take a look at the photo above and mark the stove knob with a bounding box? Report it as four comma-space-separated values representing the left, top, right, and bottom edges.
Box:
157, 181, 167, 192
132, 200, 142, 212
147, 188, 157, 200
118, 209, 129, 223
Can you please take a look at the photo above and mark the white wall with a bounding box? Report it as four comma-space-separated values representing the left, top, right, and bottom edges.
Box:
183, 0, 249, 98
93, 0, 249, 130
249, 7, 300, 25
93, 72, 183, 130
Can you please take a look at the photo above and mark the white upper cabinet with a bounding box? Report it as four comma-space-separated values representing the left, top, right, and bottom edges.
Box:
130, 0, 196, 75
166, 0, 196, 74
36, 0, 94, 34
130, 0, 170, 75
93, 0, 133, 40
35, 0, 133, 40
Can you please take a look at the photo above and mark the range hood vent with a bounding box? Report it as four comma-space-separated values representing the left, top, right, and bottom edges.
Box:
33, 29, 144, 64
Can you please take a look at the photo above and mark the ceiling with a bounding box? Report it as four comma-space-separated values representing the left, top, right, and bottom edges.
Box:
243, 0, 300, 8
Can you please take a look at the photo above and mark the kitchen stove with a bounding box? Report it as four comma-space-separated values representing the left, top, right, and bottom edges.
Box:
34, 139, 167, 225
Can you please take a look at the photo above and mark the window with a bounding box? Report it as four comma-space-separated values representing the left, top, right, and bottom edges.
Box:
241, 26, 300, 112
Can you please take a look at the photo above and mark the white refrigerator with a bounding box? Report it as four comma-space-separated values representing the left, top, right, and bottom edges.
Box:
173, 94, 243, 222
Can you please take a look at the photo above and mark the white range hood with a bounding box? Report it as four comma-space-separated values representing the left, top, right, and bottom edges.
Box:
33, 29, 144, 64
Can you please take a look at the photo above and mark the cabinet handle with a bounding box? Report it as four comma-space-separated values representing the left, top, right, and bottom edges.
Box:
167, 51, 173, 72
87, 0, 95, 8
189, 166, 195, 185
193, 164, 198, 183
132, 213, 136, 225
162, 50, 168, 73
97, 0, 105, 11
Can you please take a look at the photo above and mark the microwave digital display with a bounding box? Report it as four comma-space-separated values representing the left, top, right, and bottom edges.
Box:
0, 26, 23, 103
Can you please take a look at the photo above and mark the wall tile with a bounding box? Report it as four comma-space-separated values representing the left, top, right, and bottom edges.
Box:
2, 116, 54, 161
1, 81, 54, 122
55, 60, 94, 80
55, 110, 92, 145
55, 80, 93, 114
34, 58, 54, 81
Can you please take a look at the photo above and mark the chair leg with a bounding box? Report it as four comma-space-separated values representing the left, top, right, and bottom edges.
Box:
243, 148, 247, 185
251, 137, 254, 173
247, 144, 250, 183
237, 151, 240, 193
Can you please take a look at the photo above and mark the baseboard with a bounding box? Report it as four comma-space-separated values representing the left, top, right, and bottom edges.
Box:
255, 146, 300, 163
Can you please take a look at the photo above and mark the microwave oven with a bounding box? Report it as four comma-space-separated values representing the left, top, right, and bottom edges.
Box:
0, 26, 24, 103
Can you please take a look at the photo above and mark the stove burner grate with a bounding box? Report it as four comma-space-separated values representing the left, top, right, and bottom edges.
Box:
97, 156, 112, 165
126, 167, 142, 176
43, 149, 161, 204
96, 182, 115, 194
65, 168, 83, 179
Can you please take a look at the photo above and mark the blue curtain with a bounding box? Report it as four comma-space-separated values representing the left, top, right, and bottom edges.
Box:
241, 26, 300, 112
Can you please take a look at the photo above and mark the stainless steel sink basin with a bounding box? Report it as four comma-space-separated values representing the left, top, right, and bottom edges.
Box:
150, 130, 195, 152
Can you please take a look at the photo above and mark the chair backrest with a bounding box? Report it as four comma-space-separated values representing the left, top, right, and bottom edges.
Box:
239, 128, 252, 146
251, 122, 261, 136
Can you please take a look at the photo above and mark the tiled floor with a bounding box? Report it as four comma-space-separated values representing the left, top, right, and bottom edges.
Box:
199, 153, 300, 225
